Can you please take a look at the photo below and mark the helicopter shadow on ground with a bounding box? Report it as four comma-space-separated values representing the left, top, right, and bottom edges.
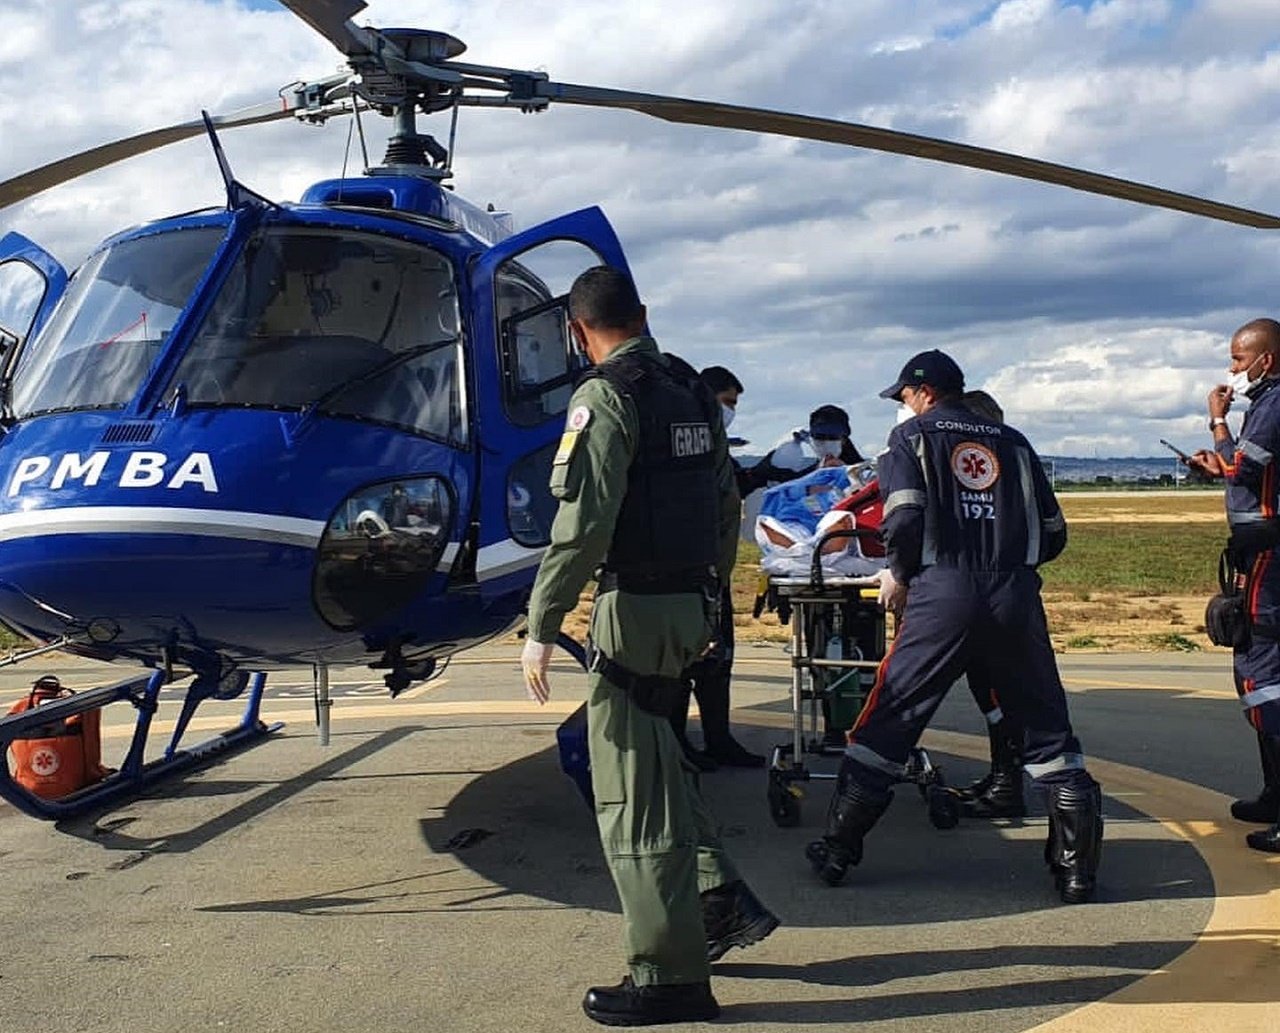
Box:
53, 725, 426, 855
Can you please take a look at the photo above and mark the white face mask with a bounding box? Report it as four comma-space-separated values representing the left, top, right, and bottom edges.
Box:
1227, 354, 1265, 399
720, 404, 736, 430
895, 405, 914, 425
812, 439, 842, 458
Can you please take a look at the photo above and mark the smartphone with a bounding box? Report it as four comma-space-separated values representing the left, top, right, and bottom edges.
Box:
1159, 438, 1192, 462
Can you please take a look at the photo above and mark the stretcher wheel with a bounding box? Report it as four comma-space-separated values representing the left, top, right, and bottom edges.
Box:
927, 785, 960, 829
768, 780, 802, 827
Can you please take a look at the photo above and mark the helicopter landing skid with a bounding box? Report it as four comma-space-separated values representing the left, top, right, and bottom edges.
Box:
0, 669, 282, 820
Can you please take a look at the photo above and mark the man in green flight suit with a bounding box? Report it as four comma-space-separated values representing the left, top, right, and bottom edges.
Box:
521, 266, 778, 1026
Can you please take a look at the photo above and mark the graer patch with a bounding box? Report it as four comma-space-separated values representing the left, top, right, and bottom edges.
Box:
671, 423, 712, 458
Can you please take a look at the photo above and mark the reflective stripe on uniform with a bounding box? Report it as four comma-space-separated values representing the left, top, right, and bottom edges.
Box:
882, 488, 926, 519
985, 706, 1004, 726
1241, 683, 1280, 709
913, 432, 939, 567
845, 742, 906, 778
1016, 447, 1040, 566
1229, 510, 1271, 525
1024, 752, 1085, 779
1042, 510, 1066, 533
1239, 438, 1274, 466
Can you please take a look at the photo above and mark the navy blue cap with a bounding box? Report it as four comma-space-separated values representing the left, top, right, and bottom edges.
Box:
879, 349, 965, 401
808, 404, 850, 439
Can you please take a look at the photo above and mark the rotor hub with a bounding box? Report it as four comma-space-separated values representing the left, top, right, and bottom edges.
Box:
380, 28, 466, 63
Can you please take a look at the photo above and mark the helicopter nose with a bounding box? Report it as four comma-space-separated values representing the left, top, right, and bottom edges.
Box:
0, 527, 321, 662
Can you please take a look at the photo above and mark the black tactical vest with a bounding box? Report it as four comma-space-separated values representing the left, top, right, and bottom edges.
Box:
586, 349, 721, 584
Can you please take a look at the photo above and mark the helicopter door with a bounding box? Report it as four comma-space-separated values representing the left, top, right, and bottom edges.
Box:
469, 207, 631, 595
0, 232, 67, 365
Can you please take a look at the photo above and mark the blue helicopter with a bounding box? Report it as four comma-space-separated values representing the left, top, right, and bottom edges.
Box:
0, 0, 1275, 820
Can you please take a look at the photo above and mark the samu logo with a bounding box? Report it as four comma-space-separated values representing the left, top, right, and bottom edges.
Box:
6, 451, 220, 497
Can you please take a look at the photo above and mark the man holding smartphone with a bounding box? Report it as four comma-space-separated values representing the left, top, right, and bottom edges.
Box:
1186, 317, 1280, 853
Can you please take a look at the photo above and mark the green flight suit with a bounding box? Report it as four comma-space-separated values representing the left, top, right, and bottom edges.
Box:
527, 335, 742, 987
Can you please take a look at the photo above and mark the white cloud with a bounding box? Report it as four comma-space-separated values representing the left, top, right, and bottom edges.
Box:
989, 0, 1057, 34
1085, 0, 1172, 33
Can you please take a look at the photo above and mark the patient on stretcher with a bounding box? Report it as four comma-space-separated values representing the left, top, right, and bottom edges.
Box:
754, 464, 885, 577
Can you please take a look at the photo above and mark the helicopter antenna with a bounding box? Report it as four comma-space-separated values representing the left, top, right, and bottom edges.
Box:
200, 111, 275, 210
352, 94, 370, 170
445, 103, 460, 179
337, 110, 356, 202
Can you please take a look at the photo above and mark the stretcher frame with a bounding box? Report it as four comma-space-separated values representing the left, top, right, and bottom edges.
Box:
760, 529, 960, 830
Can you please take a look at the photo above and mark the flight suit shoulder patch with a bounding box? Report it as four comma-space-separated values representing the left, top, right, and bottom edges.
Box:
553, 430, 580, 467
553, 406, 595, 468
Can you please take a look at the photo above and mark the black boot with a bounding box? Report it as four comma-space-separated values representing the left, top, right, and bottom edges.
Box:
955, 719, 1002, 800
960, 720, 1025, 819
694, 665, 766, 768
1244, 736, 1280, 852
702, 880, 780, 962
1045, 779, 1104, 904
704, 736, 766, 768
804, 760, 893, 886
1231, 732, 1280, 824
1245, 823, 1280, 852
582, 977, 719, 1026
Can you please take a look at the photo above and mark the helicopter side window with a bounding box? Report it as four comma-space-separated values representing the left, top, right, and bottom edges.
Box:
495, 274, 577, 426
174, 227, 466, 445
0, 260, 48, 362
9, 228, 226, 418
494, 240, 603, 426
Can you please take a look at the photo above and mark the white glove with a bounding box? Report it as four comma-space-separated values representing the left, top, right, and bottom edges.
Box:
876, 568, 907, 619
521, 638, 555, 704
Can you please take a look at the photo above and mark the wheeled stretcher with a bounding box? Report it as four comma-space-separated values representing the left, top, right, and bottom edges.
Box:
758, 528, 961, 830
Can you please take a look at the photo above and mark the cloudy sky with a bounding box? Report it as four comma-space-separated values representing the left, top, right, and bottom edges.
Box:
2, 0, 1279, 458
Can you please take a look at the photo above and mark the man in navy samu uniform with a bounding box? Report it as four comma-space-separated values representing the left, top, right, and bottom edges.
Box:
805, 350, 1104, 903
1188, 318, 1280, 853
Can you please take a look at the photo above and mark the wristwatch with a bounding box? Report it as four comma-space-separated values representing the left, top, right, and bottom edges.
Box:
1209, 416, 1228, 430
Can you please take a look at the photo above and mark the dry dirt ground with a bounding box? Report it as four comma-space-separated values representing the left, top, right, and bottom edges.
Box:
554, 491, 1228, 655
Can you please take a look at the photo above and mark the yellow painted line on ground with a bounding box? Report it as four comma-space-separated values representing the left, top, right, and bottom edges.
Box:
916, 729, 1280, 1033
96, 697, 582, 740
393, 677, 449, 700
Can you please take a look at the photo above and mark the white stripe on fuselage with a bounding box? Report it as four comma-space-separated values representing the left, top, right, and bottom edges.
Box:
474, 538, 546, 581
0, 507, 528, 580
0, 506, 326, 548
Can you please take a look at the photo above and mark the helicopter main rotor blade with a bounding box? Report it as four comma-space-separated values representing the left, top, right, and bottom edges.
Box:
0, 92, 342, 214
277, 0, 376, 58
533, 81, 1280, 230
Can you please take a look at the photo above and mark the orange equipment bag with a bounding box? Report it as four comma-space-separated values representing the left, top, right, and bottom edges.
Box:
6, 676, 110, 800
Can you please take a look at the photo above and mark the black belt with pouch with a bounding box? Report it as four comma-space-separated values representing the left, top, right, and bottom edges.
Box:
585, 641, 686, 718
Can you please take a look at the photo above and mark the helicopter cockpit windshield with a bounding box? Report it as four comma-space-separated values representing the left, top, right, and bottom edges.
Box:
9, 227, 226, 418
173, 227, 465, 445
